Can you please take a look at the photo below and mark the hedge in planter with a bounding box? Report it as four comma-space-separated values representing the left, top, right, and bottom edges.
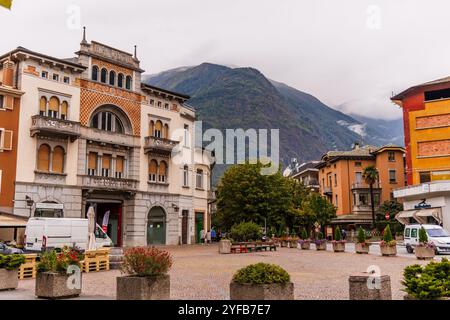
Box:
355, 227, 370, 254
315, 232, 327, 251
230, 263, 294, 300
36, 247, 85, 299
402, 259, 450, 300
380, 225, 397, 257
332, 227, 346, 253
117, 247, 173, 300
0, 254, 25, 291
299, 229, 311, 250
415, 227, 436, 260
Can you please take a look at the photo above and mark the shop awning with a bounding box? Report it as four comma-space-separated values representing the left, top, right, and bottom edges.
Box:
414, 208, 443, 225
395, 210, 418, 225
0, 214, 28, 228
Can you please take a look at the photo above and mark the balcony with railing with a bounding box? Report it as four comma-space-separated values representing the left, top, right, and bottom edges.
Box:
351, 182, 381, 190
144, 136, 179, 155
79, 175, 139, 192
30, 115, 80, 141
323, 186, 332, 195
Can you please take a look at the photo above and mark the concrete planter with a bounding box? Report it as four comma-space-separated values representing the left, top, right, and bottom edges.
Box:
219, 240, 232, 254
280, 241, 288, 248
349, 273, 392, 300
415, 246, 435, 260
35, 272, 82, 299
0, 269, 19, 291
117, 275, 170, 300
300, 241, 311, 250
230, 282, 294, 300
355, 243, 370, 254
315, 241, 327, 251
333, 242, 346, 252
380, 245, 397, 257
289, 240, 298, 249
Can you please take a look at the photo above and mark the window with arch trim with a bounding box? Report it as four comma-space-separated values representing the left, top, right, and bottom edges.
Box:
92, 66, 99, 81
159, 161, 168, 183
100, 68, 108, 83
154, 120, 163, 138
109, 71, 116, 86
183, 165, 189, 187
126, 76, 132, 90
39, 97, 47, 116
48, 96, 60, 119
149, 159, 158, 182
118, 73, 124, 88
91, 111, 125, 134
37, 144, 51, 172
52, 146, 65, 174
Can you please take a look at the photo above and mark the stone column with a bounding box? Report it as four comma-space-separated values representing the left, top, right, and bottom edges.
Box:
349, 272, 392, 300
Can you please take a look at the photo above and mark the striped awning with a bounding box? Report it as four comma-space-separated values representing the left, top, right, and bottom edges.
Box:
415, 208, 443, 225
395, 210, 418, 225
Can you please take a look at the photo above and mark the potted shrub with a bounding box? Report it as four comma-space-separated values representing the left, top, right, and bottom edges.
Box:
289, 235, 299, 249
299, 229, 311, 250
117, 247, 173, 300
230, 263, 294, 300
35, 247, 85, 299
315, 232, 327, 251
332, 227, 346, 252
415, 227, 436, 260
0, 254, 25, 291
379, 225, 397, 257
355, 227, 370, 254
402, 259, 450, 300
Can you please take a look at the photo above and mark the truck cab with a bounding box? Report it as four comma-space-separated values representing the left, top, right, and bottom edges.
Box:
404, 224, 450, 255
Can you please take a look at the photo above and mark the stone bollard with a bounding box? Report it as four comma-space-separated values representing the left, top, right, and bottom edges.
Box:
349, 272, 392, 300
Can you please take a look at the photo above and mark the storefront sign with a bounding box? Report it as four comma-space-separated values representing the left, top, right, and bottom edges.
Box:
35, 203, 64, 210
415, 200, 432, 210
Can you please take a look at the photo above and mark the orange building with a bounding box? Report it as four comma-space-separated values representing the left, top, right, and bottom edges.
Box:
391, 78, 450, 185
317, 144, 405, 228
0, 59, 23, 214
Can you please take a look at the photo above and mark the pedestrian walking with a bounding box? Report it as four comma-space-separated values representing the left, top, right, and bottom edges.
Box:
342, 229, 347, 241
211, 228, 217, 242
200, 229, 205, 245
206, 230, 212, 244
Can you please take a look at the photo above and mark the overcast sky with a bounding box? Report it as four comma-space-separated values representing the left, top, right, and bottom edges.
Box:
2, 0, 450, 120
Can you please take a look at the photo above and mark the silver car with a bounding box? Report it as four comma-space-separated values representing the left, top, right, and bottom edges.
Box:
0, 243, 24, 255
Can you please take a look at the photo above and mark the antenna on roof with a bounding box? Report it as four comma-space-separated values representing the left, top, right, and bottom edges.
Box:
81, 26, 88, 45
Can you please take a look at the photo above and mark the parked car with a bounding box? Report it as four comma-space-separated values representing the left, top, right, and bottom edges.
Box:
24, 218, 113, 252
404, 224, 450, 255
0, 243, 24, 255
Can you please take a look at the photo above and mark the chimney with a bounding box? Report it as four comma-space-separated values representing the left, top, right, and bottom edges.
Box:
353, 142, 360, 150
2, 60, 15, 87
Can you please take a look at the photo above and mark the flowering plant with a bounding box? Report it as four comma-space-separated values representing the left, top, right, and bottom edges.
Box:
37, 246, 84, 274
314, 232, 327, 245
380, 225, 397, 247
121, 247, 173, 277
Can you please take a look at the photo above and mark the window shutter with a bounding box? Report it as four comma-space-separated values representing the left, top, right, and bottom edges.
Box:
149, 160, 158, 174
37, 145, 50, 172
49, 97, 59, 112
102, 154, 111, 170
3, 130, 13, 150
159, 162, 167, 176
4, 96, 14, 110
88, 153, 97, 170
52, 147, 64, 173
116, 156, 124, 173
40, 97, 47, 113
61, 101, 68, 118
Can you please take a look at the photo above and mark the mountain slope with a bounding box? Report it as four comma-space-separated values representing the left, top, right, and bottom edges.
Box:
145, 63, 404, 181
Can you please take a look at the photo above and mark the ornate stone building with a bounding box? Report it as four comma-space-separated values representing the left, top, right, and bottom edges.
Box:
0, 32, 214, 247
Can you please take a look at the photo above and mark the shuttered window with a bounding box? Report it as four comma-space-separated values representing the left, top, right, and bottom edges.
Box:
149, 160, 158, 182
37, 144, 51, 172
116, 156, 124, 179
159, 161, 167, 183
2, 130, 13, 151
39, 97, 47, 116
155, 121, 162, 138
88, 152, 97, 176
102, 154, 111, 177
52, 146, 64, 173
4, 96, 14, 110
48, 97, 59, 118
163, 124, 169, 139
61, 101, 68, 120
149, 121, 154, 136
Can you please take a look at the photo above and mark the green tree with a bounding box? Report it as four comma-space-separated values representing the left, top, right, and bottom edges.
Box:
379, 200, 403, 221
357, 227, 366, 244
334, 226, 342, 241
300, 228, 309, 240
230, 222, 263, 242
363, 166, 379, 228
216, 162, 292, 231
301, 193, 337, 234
383, 225, 394, 243
419, 227, 429, 244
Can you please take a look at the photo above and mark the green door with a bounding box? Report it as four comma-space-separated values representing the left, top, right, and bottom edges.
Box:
195, 213, 204, 244
147, 207, 166, 245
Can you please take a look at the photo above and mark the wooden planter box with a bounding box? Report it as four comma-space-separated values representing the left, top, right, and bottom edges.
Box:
415, 246, 435, 260
380, 245, 397, 257
219, 240, 232, 254
35, 272, 82, 299
230, 282, 294, 300
355, 243, 370, 254
117, 275, 170, 300
81, 248, 110, 273
0, 269, 19, 291
315, 241, 327, 251
300, 241, 311, 250
333, 242, 346, 252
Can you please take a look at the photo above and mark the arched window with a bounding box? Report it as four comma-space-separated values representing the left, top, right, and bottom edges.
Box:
196, 169, 204, 189
109, 71, 116, 86
126, 76, 132, 90
92, 66, 99, 81
149, 121, 155, 137
39, 97, 47, 116
183, 165, 189, 187
61, 101, 68, 120
163, 124, 169, 139
100, 68, 108, 83
52, 146, 65, 174
118, 74, 124, 88
48, 97, 60, 118
155, 121, 163, 138
149, 160, 158, 182
159, 161, 167, 183
91, 111, 125, 134
37, 144, 51, 172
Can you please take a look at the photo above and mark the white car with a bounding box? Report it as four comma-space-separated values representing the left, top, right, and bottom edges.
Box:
404, 224, 450, 255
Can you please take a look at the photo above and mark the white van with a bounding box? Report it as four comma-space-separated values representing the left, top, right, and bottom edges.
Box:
24, 218, 113, 252
404, 224, 450, 255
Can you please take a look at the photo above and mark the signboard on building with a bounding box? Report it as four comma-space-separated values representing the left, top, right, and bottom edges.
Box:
35, 203, 64, 210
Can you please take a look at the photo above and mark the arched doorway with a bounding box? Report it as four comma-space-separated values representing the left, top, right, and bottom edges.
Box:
147, 207, 166, 245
